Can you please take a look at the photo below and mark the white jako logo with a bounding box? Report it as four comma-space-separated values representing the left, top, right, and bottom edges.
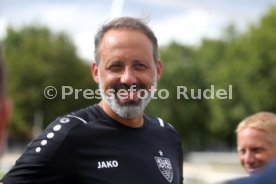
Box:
155, 156, 173, 183
97, 160, 119, 169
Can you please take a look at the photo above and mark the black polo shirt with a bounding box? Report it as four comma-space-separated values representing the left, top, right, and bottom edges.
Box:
2, 105, 183, 184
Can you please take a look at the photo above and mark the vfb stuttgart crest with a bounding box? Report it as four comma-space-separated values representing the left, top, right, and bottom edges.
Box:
155, 156, 173, 183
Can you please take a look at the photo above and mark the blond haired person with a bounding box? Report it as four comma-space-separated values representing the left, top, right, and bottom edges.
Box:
236, 112, 276, 175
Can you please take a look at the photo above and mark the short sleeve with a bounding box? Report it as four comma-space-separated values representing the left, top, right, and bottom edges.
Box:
1, 116, 81, 184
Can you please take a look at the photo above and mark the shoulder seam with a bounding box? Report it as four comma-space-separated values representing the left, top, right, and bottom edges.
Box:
157, 117, 165, 127
157, 117, 176, 130
67, 115, 88, 124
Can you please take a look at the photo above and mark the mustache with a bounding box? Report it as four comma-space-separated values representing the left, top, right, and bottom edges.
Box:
112, 83, 147, 92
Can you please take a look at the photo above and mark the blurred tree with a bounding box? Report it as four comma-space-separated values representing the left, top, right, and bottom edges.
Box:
193, 6, 276, 149
4, 25, 96, 140
148, 6, 276, 151
146, 42, 210, 150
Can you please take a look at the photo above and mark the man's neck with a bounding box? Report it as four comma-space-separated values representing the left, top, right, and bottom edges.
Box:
99, 101, 144, 128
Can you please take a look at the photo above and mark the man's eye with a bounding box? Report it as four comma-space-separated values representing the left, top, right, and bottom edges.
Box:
109, 65, 122, 71
134, 63, 147, 70
238, 149, 245, 154
252, 148, 264, 153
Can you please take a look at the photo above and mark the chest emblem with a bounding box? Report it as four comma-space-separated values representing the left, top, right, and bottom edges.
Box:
154, 150, 173, 183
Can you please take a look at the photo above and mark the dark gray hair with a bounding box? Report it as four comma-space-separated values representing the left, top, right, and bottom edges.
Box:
94, 17, 158, 64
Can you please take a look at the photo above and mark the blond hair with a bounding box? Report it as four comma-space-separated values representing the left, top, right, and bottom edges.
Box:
236, 112, 276, 146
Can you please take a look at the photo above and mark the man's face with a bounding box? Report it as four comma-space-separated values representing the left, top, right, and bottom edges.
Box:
237, 127, 276, 175
92, 29, 162, 118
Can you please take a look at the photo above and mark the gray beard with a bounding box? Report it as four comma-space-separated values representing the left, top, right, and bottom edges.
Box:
99, 77, 157, 119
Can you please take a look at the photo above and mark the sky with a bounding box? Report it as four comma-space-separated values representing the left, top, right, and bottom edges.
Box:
1, 0, 276, 61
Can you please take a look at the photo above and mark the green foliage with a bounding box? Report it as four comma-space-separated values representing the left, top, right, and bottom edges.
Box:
147, 6, 276, 150
4, 25, 97, 139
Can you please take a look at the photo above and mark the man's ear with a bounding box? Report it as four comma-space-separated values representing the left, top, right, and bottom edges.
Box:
156, 60, 162, 81
91, 62, 99, 83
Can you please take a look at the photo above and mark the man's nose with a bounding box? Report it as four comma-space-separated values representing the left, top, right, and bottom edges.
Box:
244, 151, 256, 164
120, 67, 137, 85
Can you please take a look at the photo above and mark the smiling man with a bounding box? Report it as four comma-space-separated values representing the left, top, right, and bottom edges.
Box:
236, 112, 276, 175
1, 17, 183, 184
93, 26, 160, 126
